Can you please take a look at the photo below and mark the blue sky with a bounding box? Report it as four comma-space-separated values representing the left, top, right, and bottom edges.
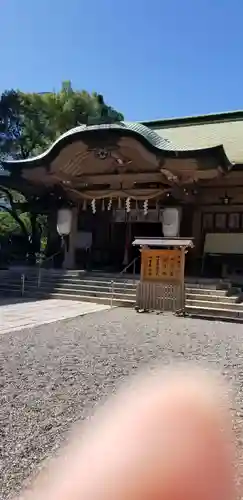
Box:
1, 0, 243, 121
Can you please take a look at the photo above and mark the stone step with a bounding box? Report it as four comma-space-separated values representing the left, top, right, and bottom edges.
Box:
0, 280, 25, 287
0, 282, 137, 297
185, 287, 231, 296
23, 285, 136, 300
186, 298, 243, 311
185, 304, 243, 321
0, 283, 22, 291
31, 291, 135, 307
0, 280, 137, 294
37, 278, 137, 289
0, 288, 22, 297
39, 283, 136, 295
0, 270, 139, 282
185, 293, 240, 303
0, 276, 137, 289
185, 278, 230, 284
185, 283, 229, 290
0, 282, 137, 304
1, 281, 233, 293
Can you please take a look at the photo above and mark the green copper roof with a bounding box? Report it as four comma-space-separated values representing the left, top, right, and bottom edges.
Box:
55, 121, 187, 151
141, 110, 243, 164
1, 120, 230, 172
141, 110, 243, 128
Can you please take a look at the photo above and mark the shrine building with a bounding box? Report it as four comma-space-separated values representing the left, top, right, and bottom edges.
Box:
2, 110, 243, 280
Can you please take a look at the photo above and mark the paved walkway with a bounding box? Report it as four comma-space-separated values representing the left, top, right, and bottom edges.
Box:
0, 299, 110, 334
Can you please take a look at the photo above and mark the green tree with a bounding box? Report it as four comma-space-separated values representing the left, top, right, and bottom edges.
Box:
0, 82, 123, 261
0, 211, 31, 235
0, 188, 29, 239
0, 81, 124, 159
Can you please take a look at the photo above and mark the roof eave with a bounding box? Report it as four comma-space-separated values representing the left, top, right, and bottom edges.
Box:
141, 110, 243, 129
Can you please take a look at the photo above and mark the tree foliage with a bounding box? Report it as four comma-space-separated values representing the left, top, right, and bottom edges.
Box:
0, 82, 123, 255
0, 188, 29, 238
0, 81, 124, 160
0, 211, 31, 235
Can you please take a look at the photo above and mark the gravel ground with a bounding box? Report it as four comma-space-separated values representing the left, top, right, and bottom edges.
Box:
1, 308, 243, 498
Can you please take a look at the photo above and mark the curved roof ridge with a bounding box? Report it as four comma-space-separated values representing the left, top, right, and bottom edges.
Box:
1, 122, 186, 168
1, 121, 230, 170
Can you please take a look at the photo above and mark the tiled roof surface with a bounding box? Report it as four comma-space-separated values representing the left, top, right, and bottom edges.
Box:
150, 116, 243, 163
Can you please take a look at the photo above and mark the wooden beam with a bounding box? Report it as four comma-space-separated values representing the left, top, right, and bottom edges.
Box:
51, 172, 165, 185
51, 169, 222, 186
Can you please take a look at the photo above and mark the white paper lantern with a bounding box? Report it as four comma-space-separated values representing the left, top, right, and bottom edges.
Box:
162, 208, 180, 237
57, 208, 72, 235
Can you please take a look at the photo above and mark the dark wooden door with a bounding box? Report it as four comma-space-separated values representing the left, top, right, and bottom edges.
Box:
180, 206, 194, 237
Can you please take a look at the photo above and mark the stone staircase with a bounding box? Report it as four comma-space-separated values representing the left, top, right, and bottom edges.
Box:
0, 269, 243, 322
185, 280, 243, 322
0, 269, 137, 308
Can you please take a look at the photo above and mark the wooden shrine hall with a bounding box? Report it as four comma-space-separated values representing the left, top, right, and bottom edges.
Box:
2, 110, 243, 280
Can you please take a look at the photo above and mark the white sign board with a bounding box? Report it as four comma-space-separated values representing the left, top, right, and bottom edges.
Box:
204, 233, 243, 255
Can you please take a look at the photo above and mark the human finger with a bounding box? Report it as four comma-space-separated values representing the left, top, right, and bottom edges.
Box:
19, 368, 235, 500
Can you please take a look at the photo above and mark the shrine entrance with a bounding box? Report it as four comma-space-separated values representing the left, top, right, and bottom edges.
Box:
131, 222, 162, 239
180, 205, 194, 238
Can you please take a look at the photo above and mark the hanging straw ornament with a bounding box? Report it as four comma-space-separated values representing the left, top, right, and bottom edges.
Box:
82, 199, 87, 211
107, 198, 112, 211
126, 197, 131, 213
91, 199, 96, 214
118, 197, 122, 209
101, 198, 105, 211
143, 199, 148, 215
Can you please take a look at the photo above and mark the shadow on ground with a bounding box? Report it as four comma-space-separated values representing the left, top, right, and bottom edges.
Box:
0, 297, 45, 306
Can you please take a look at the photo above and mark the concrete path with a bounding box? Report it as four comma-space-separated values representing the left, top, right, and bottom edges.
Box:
0, 299, 110, 334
